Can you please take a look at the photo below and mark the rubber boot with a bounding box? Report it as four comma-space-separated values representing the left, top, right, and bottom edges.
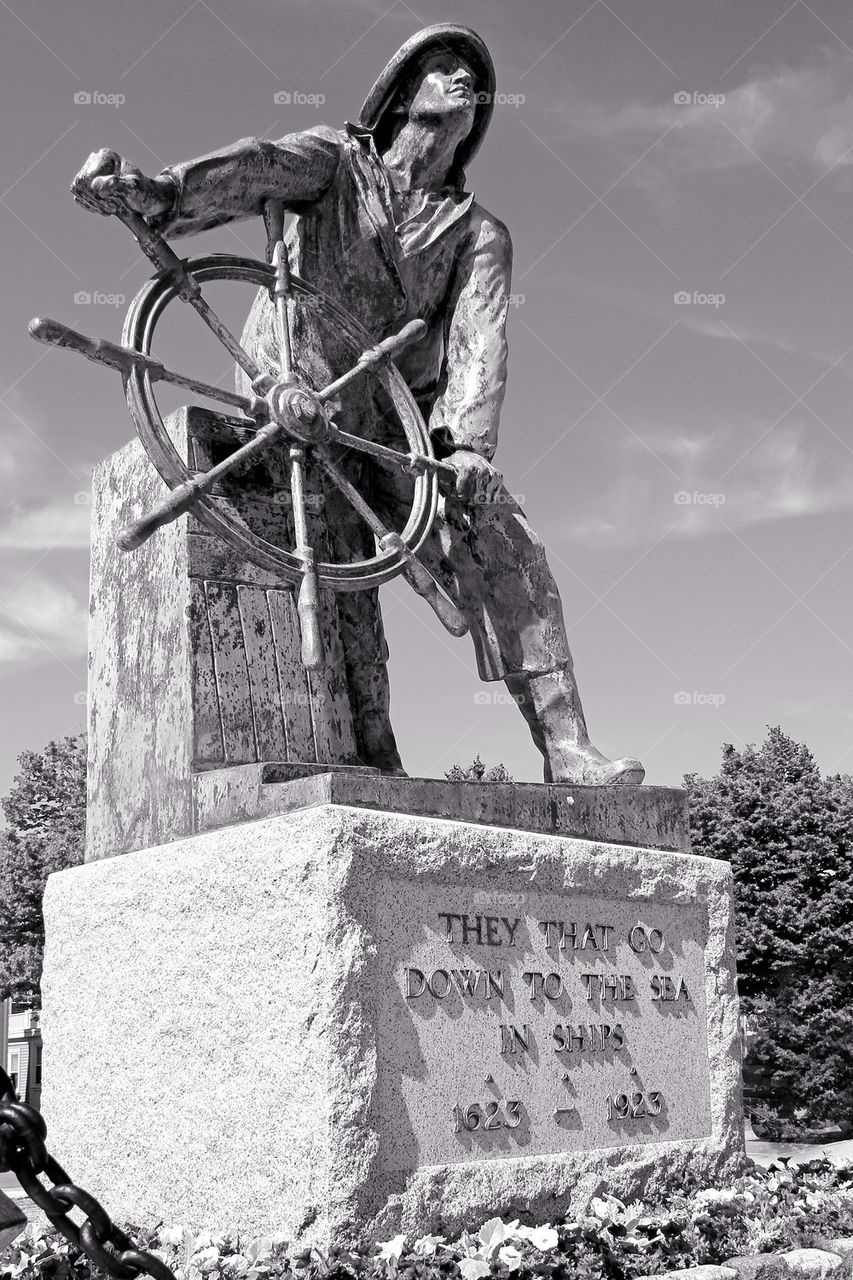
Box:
503, 664, 645, 786
346, 661, 408, 775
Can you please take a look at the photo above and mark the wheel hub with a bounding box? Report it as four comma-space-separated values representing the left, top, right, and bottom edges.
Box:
267, 381, 328, 444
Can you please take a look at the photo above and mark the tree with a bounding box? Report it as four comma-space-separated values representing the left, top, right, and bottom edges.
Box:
685, 726, 853, 1132
0, 735, 87, 1005
445, 755, 514, 783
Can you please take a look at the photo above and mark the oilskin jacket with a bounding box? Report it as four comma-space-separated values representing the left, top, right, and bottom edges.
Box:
155, 122, 571, 682
157, 122, 512, 462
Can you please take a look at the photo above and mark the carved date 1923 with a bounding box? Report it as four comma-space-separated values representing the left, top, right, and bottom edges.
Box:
606, 1090, 663, 1120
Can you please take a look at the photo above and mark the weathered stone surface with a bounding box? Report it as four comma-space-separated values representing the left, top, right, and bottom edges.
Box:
782, 1251, 844, 1280
193, 765, 690, 853
87, 411, 362, 863
723, 1255, 791, 1280
41, 806, 743, 1245
646, 1268, 737, 1280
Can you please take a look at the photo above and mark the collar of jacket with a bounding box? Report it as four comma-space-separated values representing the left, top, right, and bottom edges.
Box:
343, 121, 475, 258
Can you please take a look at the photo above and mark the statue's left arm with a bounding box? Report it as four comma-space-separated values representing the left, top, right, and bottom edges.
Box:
429, 210, 513, 462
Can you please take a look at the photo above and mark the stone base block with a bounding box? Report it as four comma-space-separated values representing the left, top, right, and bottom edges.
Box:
41, 806, 744, 1245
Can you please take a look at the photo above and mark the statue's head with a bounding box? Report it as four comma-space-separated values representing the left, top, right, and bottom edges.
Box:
357, 25, 496, 187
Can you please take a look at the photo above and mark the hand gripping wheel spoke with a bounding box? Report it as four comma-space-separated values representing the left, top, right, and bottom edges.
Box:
28, 200, 468, 669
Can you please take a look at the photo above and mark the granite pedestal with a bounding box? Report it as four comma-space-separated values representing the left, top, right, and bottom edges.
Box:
40, 794, 744, 1245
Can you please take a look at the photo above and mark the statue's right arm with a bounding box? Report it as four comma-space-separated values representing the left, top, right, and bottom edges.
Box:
71, 126, 341, 237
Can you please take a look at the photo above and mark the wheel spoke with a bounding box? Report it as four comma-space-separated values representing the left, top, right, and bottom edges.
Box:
190, 294, 261, 381
289, 445, 325, 669
322, 418, 453, 480
116, 419, 284, 551
318, 450, 468, 638
28, 316, 265, 417
316, 319, 427, 403
272, 241, 295, 379
114, 206, 262, 381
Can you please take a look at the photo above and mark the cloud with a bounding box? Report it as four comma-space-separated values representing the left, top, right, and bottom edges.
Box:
0, 576, 88, 666
567, 47, 853, 178
567, 422, 853, 547
0, 499, 91, 550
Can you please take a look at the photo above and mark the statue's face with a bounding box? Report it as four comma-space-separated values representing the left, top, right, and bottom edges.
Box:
404, 50, 478, 136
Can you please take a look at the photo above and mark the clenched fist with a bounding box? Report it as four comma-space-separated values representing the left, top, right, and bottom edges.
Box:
443, 449, 504, 503
71, 148, 175, 219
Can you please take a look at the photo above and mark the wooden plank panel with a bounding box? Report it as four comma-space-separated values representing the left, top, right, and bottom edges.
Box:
267, 588, 316, 762
205, 581, 257, 763
187, 535, 293, 591
190, 579, 224, 766
308, 591, 358, 765
237, 585, 288, 760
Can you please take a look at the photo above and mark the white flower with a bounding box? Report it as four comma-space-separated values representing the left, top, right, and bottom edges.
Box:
479, 1218, 517, 1256
499, 1245, 523, 1272
458, 1258, 490, 1280
223, 1256, 251, 1277
160, 1227, 189, 1248
515, 1225, 558, 1251
412, 1235, 445, 1257
377, 1234, 407, 1263
192, 1247, 221, 1274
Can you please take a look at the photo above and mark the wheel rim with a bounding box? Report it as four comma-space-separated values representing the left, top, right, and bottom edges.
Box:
121, 253, 439, 589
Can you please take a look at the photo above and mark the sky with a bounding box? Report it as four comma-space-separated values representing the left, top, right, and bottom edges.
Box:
1, 0, 853, 798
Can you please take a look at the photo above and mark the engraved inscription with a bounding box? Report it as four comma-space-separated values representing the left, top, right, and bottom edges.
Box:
375, 881, 712, 1172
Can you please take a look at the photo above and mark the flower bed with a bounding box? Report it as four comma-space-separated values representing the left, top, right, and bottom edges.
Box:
3, 1160, 853, 1280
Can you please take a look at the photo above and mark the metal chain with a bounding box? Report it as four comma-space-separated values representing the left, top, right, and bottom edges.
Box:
0, 1066, 176, 1280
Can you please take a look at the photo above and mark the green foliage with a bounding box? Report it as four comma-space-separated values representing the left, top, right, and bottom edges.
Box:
445, 755, 514, 783
0, 735, 87, 1005
3, 1161, 853, 1280
685, 726, 853, 1130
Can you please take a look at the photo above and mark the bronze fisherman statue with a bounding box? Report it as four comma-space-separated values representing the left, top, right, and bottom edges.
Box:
69, 24, 644, 787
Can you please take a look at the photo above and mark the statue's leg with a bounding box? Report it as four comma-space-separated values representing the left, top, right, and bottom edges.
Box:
416, 490, 645, 786
335, 584, 406, 776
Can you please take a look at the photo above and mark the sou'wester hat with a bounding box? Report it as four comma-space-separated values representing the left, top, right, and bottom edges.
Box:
356, 25, 496, 184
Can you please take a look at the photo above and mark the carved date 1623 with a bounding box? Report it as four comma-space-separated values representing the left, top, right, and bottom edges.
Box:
453, 1101, 522, 1132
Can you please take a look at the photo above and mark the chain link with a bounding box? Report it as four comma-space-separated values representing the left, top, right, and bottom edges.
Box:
0, 1067, 176, 1280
